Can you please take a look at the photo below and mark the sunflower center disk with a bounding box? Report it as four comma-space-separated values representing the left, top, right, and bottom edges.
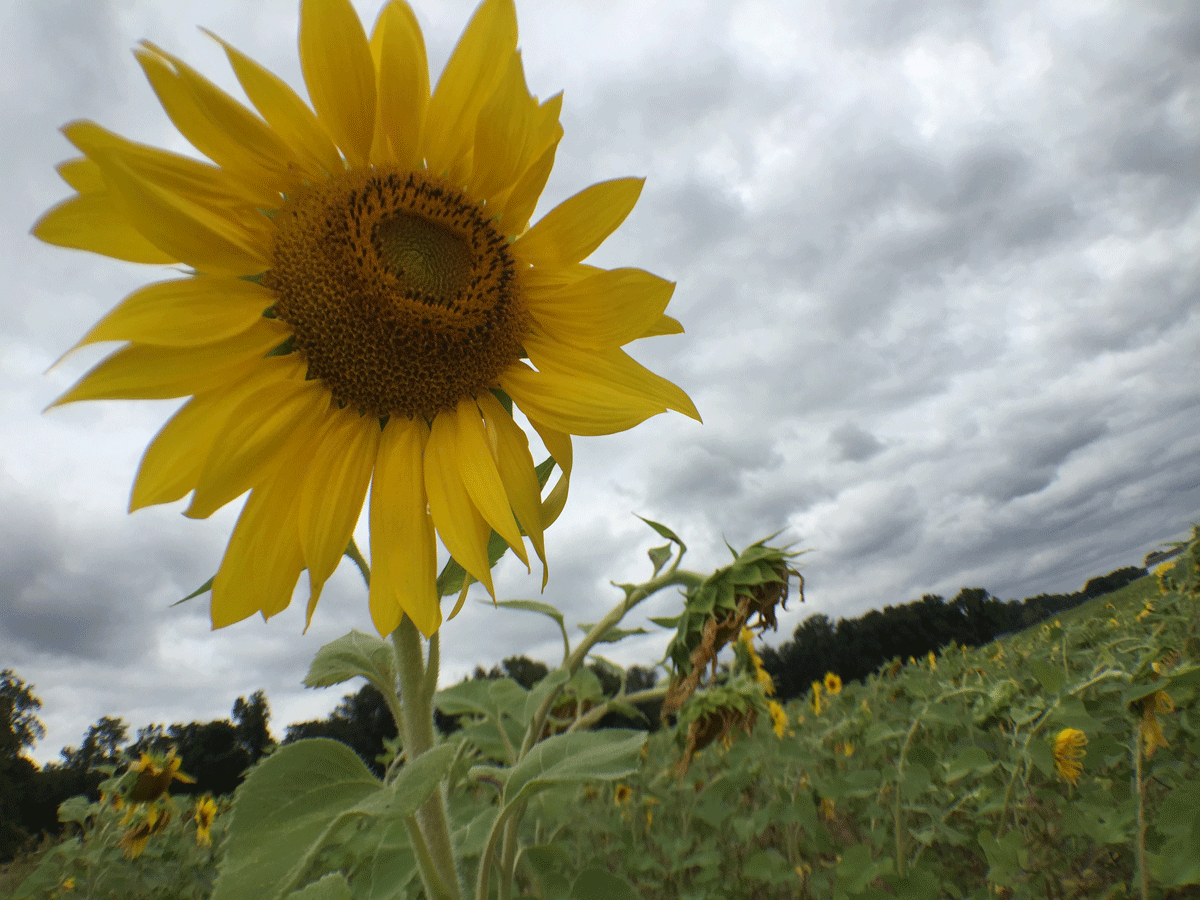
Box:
266, 168, 528, 420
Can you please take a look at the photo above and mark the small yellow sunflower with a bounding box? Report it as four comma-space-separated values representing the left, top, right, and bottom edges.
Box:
823, 671, 842, 695
127, 748, 195, 804
34, 0, 698, 638
613, 784, 632, 805
194, 795, 218, 846
767, 699, 788, 738
810, 680, 823, 716
1052, 728, 1087, 787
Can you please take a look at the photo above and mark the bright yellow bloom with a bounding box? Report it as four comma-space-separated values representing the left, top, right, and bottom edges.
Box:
810, 681, 823, 716
739, 628, 775, 695
34, 0, 698, 638
128, 749, 195, 804
1053, 728, 1087, 786
61, 878, 76, 892
767, 700, 788, 738
194, 795, 218, 846
824, 671, 842, 694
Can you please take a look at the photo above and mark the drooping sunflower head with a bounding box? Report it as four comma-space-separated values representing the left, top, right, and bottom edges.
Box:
1052, 727, 1087, 786
34, 0, 699, 639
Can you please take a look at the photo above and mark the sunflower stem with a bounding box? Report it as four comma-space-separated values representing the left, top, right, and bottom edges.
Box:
393, 616, 463, 900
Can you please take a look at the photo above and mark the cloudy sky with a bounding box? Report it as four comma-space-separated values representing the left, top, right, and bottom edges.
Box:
3, 0, 1198, 766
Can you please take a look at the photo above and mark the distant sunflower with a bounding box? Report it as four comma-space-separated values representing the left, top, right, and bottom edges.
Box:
194, 795, 218, 846
1052, 728, 1087, 787
823, 671, 842, 695
34, 0, 698, 638
767, 699, 788, 738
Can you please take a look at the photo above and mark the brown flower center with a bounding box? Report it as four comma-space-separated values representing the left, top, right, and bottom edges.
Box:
265, 167, 527, 419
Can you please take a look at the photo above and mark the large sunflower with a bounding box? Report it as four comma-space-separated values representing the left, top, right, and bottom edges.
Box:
34, 0, 698, 638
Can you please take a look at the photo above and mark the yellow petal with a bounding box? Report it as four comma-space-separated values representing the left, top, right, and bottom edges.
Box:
56, 157, 106, 194
134, 47, 293, 202
526, 417, 572, 527
422, 0, 517, 181
63, 121, 272, 216
423, 407, 495, 597
476, 392, 547, 585
370, 417, 439, 637
48, 318, 290, 407
491, 97, 562, 233
368, 1, 429, 168
204, 30, 343, 178
130, 357, 305, 511
299, 0, 376, 168
640, 314, 684, 338
499, 360, 665, 437
297, 409, 380, 629
83, 148, 270, 277
525, 267, 674, 350
211, 470, 306, 628
526, 331, 701, 422
75, 276, 273, 349
32, 192, 176, 264
468, 51, 535, 200
185, 375, 330, 519
452, 396, 530, 570
513, 177, 644, 268
138, 42, 300, 192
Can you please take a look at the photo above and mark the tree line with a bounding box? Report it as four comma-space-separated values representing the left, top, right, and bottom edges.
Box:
0, 561, 1145, 862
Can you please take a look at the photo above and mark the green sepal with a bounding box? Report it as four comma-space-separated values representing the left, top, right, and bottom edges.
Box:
172, 574, 213, 606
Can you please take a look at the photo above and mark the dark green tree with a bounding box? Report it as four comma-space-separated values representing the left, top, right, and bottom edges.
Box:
285, 684, 397, 777
232, 690, 274, 764
58, 716, 128, 771
0, 671, 45, 863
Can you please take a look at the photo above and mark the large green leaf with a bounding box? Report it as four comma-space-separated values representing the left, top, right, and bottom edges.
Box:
303, 630, 396, 697
214, 739, 383, 900
214, 739, 454, 900
503, 729, 646, 807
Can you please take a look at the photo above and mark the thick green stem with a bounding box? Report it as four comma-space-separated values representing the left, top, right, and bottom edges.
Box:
393, 616, 463, 900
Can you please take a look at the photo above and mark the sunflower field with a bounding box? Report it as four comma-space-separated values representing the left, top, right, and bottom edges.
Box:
7, 524, 1198, 900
